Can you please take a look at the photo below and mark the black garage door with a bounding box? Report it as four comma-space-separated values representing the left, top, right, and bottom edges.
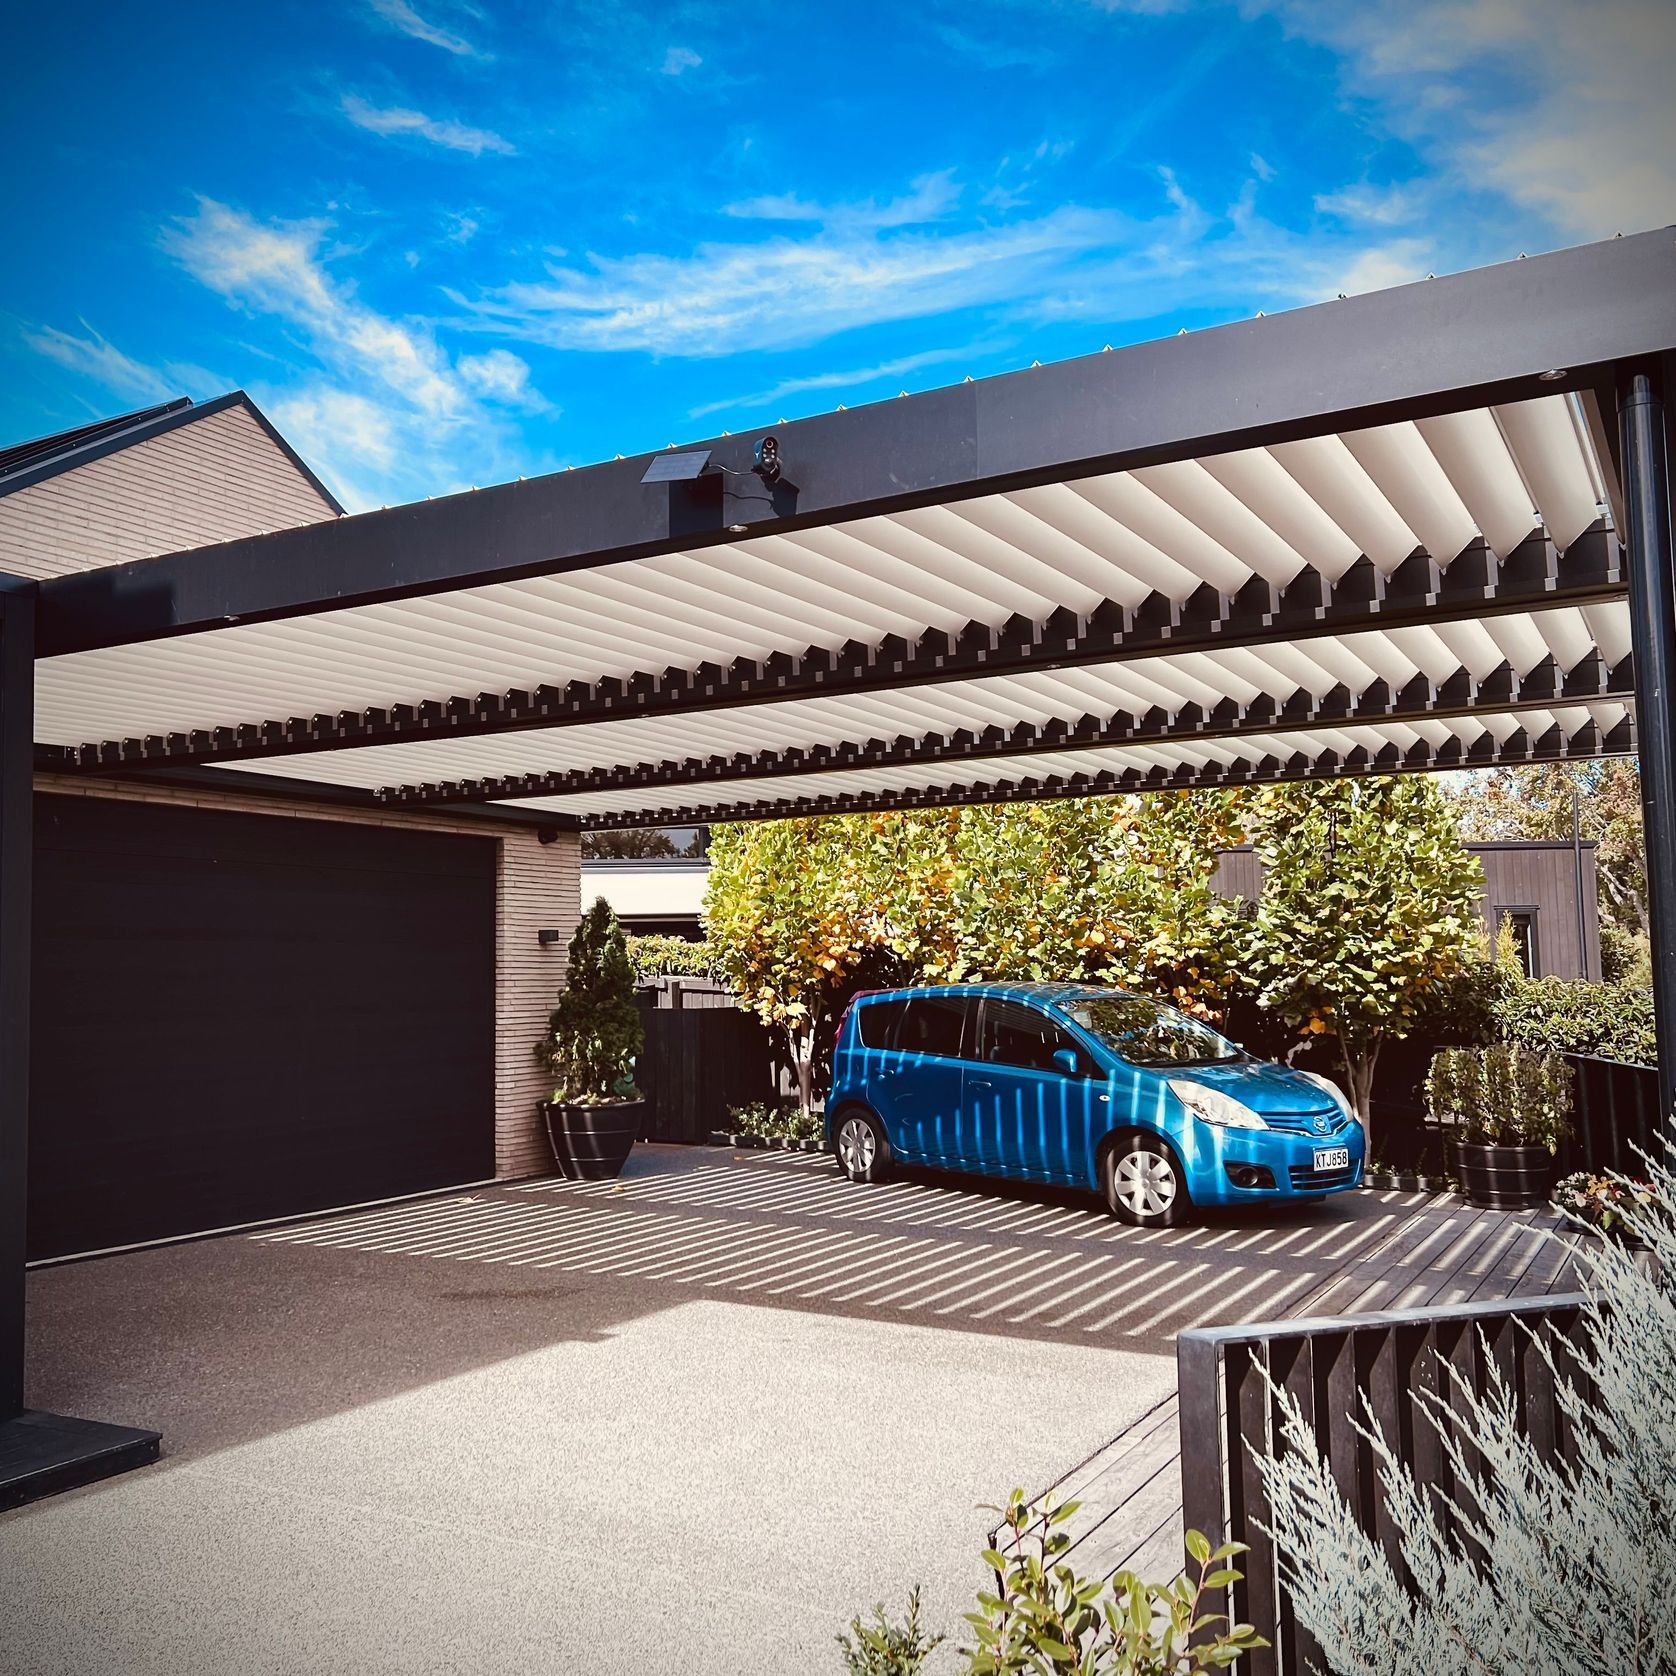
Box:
29, 794, 496, 1260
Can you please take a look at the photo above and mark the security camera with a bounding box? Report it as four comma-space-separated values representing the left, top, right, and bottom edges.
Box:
752, 433, 782, 485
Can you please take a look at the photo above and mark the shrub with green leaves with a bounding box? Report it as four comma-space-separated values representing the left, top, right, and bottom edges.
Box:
963, 1492, 1264, 1674
535, 897, 643, 1104
728, 1101, 823, 1142
1424, 1044, 1573, 1151
1256, 1133, 1676, 1675
837, 1587, 945, 1676
1491, 976, 1656, 1067
626, 933, 719, 981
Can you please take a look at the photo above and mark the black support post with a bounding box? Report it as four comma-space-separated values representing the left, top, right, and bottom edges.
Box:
0, 573, 160, 1509
1618, 366, 1676, 1126
0, 576, 32, 1419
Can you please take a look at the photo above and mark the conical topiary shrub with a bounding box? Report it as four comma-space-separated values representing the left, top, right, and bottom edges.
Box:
535, 898, 645, 1178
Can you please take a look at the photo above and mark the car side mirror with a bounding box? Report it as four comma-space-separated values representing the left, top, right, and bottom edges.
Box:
1051, 1047, 1080, 1077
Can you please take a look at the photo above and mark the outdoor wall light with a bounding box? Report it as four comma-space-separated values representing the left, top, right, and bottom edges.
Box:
538, 929, 565, 946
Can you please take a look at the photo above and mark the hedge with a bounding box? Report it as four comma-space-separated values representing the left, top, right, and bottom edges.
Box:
1491, 976, 1657, 1066
626, 934, 719, 981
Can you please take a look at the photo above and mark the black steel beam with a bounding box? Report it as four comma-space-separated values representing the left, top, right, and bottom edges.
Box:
32, 766, 581, 831
377, 651, 1635, 808
35, 230, 1676, 659
0, 577, 31, 1418
42, 525, 1626, 775
1619, 361, 1676, 1125
564, 713, 1637, 831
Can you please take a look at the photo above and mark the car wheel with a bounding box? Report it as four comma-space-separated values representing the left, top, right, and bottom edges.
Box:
834, 1109, 890, 1183
1103, 1134, 1189, 1228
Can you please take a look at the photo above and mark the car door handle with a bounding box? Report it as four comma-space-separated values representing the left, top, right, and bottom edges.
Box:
968, 1078, 993, 1092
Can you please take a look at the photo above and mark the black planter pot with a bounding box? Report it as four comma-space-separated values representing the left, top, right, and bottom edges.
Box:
542, 1099, 644, 1180
1449, 1140, 1554, 1210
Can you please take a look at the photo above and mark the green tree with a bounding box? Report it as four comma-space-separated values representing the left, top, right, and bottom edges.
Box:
702, 794, 1245, 1112
1448, 759, 1648, 947
536, 897, 643, 1102
1242, 776, 1483, 1138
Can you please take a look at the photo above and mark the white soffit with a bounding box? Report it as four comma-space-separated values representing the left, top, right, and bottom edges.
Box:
490, 702, 1634, 823
35, 394, 1610, 753
200, 600, 1634, 797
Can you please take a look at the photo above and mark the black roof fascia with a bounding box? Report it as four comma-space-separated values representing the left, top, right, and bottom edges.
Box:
33, 765, 578, 831
34, 229, 1676, 660
0, 399, 190, 487
0, 392, 345, 516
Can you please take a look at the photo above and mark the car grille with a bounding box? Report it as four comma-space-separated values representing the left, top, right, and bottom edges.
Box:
1266, 1112, 1349, 1135
1289, 1164, 1357, 1192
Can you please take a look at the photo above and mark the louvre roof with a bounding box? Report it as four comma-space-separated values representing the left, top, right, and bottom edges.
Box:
28, 230, 1676, 829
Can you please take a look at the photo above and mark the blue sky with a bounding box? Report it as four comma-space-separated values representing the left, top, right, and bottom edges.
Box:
4, 0, 1673, 512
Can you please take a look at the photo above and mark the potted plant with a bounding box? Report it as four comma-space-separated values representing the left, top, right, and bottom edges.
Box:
1553, 1171, 1653, 1245
1426, 1044, 1573, 1209
535, 898, 646, 1180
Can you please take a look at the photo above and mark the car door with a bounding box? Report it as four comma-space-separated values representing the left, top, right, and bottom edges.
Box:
966, 998, 1102, 1180
880, 992, 978, 1164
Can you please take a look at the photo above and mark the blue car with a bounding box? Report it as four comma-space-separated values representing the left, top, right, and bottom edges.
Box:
826, 982, 1364, 1227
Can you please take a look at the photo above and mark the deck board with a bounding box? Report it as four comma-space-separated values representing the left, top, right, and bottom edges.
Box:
1010, 1189, 1579, 1582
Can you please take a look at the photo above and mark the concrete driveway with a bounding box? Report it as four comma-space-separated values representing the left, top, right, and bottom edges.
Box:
7, 1146, 1211, 1676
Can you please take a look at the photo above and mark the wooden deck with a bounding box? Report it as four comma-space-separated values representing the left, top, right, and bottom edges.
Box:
1007, 1190, 1587, 1583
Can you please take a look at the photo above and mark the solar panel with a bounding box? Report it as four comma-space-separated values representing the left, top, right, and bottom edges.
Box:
640, 450, 712, 483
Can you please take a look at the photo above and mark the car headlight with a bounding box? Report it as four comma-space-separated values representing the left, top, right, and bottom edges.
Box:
1169, 1079, 1266, 1130
1293, 1070, 1357, 1125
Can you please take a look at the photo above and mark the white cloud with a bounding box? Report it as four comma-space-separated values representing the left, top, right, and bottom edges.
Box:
456, 200, 1132, 357
1256, 0, 1676, 240
1249, 151, 1276, 182
1313, 181, 1421, 226
340, 94, 515, 157
364, 0, 488, 59
724, 171, 963, 230
457, 347, 554, 412
22, 321, 230, 407
661, 45, 701, 75
160, 198, 537, 509
688, 344, 989, 421
453, 161, 1438, 361
23, 322, 177, 405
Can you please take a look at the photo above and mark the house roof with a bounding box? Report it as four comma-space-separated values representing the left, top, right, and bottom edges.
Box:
0, 391, 343, 514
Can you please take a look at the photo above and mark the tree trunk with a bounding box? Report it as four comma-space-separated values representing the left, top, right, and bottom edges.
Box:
789, 1025, 815, 1115
1340, 1033, 1383, 1151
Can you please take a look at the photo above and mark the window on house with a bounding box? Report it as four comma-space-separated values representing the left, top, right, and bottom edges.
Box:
1495, 907, 1540, 978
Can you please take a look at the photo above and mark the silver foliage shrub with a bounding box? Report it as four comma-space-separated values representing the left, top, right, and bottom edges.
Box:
1256, 1139, 1676, 1675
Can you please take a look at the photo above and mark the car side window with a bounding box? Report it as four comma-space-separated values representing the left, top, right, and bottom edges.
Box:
981, 999, 1091, 1075
895, 994, 973, 1059
855, 998, 908, 1048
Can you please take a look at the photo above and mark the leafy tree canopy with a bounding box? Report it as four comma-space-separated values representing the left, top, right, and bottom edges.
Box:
1241, 775, 1484, 1129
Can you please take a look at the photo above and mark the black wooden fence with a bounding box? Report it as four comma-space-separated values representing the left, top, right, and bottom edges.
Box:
634, 979, 787, 1143
1558, 1054, 1664, 1175
1177, 1293, 1590, 1675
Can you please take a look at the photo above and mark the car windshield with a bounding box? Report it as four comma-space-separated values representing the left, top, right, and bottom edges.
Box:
1062, 996, 1242, 1067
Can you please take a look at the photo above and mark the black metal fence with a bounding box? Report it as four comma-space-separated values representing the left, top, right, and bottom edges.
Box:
1558, 1054, 1664, 1175
1176, 1293, 1591, 1675
634, 979, 787, 1143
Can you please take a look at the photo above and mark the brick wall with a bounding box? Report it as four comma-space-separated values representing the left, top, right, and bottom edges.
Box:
34, 773, 579, 1180
0, 403, 337, 580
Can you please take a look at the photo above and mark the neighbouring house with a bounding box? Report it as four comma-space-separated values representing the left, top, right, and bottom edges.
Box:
8, 396, 579, 1261
585, 830, 1602, 981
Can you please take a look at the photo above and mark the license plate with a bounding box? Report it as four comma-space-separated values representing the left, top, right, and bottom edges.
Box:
1313, 1147, 1350, 1172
